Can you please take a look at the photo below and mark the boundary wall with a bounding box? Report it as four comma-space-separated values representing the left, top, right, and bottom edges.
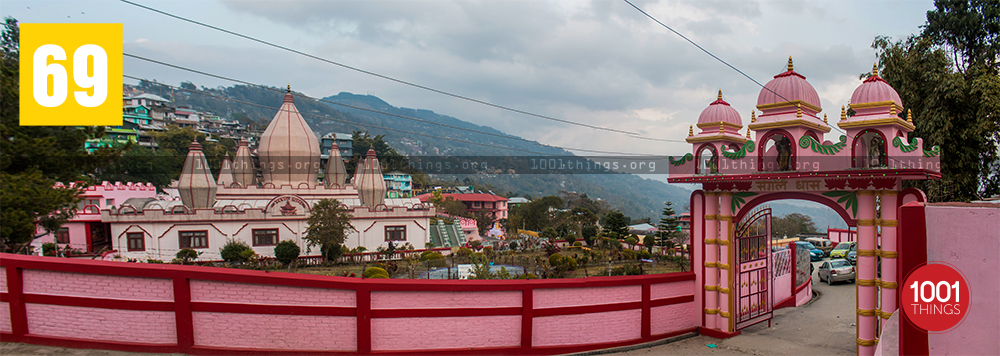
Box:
0, 253, 697, 355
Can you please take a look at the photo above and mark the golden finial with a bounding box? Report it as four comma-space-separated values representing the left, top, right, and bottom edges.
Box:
746, 129, 752, 139
796, 103, 802, 117
719, 122, 725, 134
823, 113, 828, 124
751, 111, 756, 123
907, 109, 913, 124
841, 105, 847, 121
689, 125, 694, 136
717, 89, 723, 101
890, 105, 896, 116
872, 63, 878, 77
787, 56, 794, 71
287, 84, 291, 93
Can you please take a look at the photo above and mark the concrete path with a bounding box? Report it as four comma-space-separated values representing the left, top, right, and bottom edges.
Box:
610, 260, 857, 356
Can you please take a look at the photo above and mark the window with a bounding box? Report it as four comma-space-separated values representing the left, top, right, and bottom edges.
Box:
179, 230, 208, 249
253, 229, 278, 246
56, 227, 70, 244
127, 232, 144, 251
385, 226, 406, 241
106, 198, 115, 207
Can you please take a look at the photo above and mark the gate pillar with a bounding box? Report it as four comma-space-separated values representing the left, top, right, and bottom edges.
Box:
878, 190, 899, 328
704, 192, 720, 330
718, 192, 733, 332
857, 190, 878, 355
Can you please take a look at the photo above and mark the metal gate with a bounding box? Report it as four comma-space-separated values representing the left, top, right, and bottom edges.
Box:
734, 206, 772, 330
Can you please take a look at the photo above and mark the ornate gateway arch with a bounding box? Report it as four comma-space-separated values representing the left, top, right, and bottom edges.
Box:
668, 59, 940, 356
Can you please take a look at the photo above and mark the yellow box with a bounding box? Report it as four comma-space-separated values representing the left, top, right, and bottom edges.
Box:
19, 23, 122, 126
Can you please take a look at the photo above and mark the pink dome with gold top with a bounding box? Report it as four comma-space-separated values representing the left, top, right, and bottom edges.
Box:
697, 93, 742, 127
757, 59, 822, 110
850, 75, 902, 108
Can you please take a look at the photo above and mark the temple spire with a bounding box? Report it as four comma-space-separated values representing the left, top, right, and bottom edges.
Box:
872, 62, 878, 77
178, 141, 217, 209
787, 56, 794, 71
717, 89, 722, 101
841, 105, 847, 121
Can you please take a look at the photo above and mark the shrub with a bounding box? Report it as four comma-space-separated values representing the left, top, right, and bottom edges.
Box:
564, 234, 577, 246
42, 243, 58, 256
574, 241, 583, 247
639, 250, 652, 260
175, 249, 199, 264
605, 263, 643, 276
548, 254, 564, 267
145, 258, 164, 264
274, 240, 301, 266
563, 256, 577, 271
470, 240, 482, 250
625, 235, 638, 248
220, 239, 253, 263
457, 247, 473, 257
425, 241, 436, 249
508, 241, 519, 250
364, 267, 390, 279
517, 273, 539, 279
622, 250, 637, 260
482, 246, 495, 258
420, 250, 444, 261
374, 261, 398, 276
496, 266, 512, 279
542, 242, 560, 256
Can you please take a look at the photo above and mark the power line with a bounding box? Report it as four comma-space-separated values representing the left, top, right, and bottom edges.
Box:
621, 0, 916, 168
118, 0, 644, 137
124, 53, 687, 149
123, 74, 660, 156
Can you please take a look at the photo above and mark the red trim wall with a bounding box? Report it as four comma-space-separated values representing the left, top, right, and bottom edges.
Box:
897, 202, 928, 356
0, 254, 697, 355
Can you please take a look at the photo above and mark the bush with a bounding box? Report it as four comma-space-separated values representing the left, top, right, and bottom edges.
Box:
42, 243, 58, 256
625, 235, 638, 247
145, 258, 164, 264
274, 240, 301, 266
548, 254, 564, 267
563, 256, 577, 271
482, 246, 495, 258
605, 263, 643, 276
457, 247, 473, 257
364, 267, 390, 279
420, 250, 444, 261
517, 273, 538, 279
573, 241, 583, 247
220, 239, 253, 263
564, 234, 577, 246
639, 250, 652, 260
508, 241, 519, 250
176, 249, 199, 264
542, 242, 560, 256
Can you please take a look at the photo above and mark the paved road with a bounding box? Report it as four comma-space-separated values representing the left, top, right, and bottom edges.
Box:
1, 261, 858, 356
612, 259, 857, 356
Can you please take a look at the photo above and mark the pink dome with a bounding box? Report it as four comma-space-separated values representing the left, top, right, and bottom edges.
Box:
850, 75, 902, 108
697, 95, 742, 127
757, 59, 821, 110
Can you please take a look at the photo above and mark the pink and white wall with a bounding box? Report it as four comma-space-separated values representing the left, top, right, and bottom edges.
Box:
0, 254, 698, 355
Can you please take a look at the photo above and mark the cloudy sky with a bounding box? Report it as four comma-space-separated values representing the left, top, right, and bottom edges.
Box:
4, 0, 933, 157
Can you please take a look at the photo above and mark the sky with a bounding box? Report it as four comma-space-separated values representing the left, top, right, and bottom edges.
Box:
3, 0, 934, 158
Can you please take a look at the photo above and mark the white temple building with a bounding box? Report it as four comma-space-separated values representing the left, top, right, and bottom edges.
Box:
102, 88, 434, 261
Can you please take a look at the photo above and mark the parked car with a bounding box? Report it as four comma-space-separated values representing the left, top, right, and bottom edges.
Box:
804, 237, 835, 256
794, 241, 824, 261
818, 259, 855, 285
830, 242, 855, 258
845, 244, 858, 264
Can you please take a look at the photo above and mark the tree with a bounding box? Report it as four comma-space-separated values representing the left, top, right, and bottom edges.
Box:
643, 234, 656, 253
602, 211, 630, 238
771, 213, 818, 239
1, 17, 123, 252
304, 199, 356, 261
581, 225, 598, 246
657, 202, 681, 247
872, 1, 1000, 201
274, 240, 301, 267
94, 145, 177, 191
472, 211, 495, 236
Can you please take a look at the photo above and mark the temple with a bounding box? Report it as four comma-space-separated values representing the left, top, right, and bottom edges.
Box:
101, 87, 434, 261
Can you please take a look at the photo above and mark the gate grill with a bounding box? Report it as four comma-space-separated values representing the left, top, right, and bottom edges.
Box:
734, 206, 772, 330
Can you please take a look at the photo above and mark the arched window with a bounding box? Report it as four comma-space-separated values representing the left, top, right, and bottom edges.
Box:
852, 129, 887, 168
757, 129, 796, 172
696, 144, 718, 174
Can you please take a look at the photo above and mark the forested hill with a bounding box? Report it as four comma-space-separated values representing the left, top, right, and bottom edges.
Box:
132, 80, 844, 224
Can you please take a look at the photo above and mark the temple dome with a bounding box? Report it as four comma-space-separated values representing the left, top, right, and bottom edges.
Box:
850, 66, 903, 108
756, 57, 822, 111
697, 90, 742, 128
258, 87, 321, 187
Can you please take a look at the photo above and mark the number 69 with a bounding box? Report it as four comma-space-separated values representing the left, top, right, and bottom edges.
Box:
33, 44, 108, 108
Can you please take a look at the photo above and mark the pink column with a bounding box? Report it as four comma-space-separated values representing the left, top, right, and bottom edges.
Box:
879, 190, 898, 329
856, 190, 877, 356
717, 193, 733, 332
703, 192, 719, 330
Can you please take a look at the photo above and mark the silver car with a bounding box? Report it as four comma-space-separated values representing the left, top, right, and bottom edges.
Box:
818, 259, 855, 285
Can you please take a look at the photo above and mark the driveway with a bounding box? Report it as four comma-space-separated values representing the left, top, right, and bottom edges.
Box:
611, 259, 857, 356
